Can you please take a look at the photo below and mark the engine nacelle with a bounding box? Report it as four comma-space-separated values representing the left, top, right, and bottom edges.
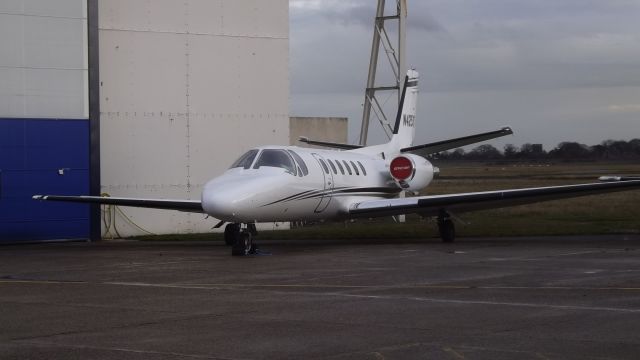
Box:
389, 154, 434, 192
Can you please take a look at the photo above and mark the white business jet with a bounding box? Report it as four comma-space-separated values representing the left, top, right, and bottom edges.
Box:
34, 70, 640, 255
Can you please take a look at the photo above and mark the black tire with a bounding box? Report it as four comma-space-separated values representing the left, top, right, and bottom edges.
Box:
439, 219, 455, 243
224, 223, 240, 246
231, 232, 252, 256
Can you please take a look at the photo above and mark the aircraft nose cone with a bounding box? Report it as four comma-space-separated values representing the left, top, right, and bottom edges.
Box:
202, 170, 288, 222
201, 175, 272, 221
202, 180, 244, 221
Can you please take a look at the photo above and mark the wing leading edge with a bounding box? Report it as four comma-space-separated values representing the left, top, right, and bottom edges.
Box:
349, 180, 640, 218
33, 195, 203, 213
401, 127, 513, 157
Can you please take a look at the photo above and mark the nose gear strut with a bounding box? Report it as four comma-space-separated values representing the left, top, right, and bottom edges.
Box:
226, 223, 259, 256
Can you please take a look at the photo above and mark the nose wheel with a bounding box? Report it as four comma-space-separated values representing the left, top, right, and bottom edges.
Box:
227, 223, 258, 256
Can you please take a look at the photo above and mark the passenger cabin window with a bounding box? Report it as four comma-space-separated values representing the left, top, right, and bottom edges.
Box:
335, 160, 345, 174
318, 159, 330, 174
288, 150, 309, 176
253, 149, 296, 175
342, 160, 352, 175
327, 159, 338, 174
350, 161, 360, 175
230, 149, 259, 169
357, 161, 367, 176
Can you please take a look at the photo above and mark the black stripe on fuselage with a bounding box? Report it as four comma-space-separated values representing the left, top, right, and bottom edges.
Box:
260, 190, 319, 207
296, 187, 402, 200
392, 76, 409, 135
262, 187, 402, 206
334, 187, 401, 195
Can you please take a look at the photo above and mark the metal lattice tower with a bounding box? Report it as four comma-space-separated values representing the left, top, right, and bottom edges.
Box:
358, 0, 407, 146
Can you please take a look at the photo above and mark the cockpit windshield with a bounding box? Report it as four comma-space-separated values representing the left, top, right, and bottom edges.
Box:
229, 149, 259, 169
253, 149, 296, 175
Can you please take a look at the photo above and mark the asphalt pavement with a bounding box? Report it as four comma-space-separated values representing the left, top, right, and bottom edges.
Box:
1, 235, 639, 359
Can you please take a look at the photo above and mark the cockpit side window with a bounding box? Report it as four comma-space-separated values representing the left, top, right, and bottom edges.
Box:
287, 150, 309, 176
254, 149, 297, 175
229, 149, 259, 169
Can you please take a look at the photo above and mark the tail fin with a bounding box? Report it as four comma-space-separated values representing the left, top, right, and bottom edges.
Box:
388, 69, 419, 154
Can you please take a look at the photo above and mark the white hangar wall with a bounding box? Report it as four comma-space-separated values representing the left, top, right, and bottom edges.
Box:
0, 0, 88, 118
99, 0, 289, 236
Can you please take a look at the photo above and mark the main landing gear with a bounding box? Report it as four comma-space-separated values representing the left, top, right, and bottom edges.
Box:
437, 210, 455, 243
224, 223, 258, 256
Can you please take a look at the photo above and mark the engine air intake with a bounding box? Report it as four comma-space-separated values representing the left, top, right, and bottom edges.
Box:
390, 156, 414, 181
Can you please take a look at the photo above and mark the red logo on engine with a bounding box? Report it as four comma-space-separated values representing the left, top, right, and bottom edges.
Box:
390, 156, 413, 180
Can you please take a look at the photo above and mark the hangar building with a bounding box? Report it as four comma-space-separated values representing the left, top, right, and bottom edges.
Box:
0, 0, 289, 242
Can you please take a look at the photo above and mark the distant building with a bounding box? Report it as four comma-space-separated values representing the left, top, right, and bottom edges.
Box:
290, 117, 349, 149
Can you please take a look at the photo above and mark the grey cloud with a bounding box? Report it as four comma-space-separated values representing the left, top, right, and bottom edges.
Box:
290, 0, 640, 146
291, 0, 444, 33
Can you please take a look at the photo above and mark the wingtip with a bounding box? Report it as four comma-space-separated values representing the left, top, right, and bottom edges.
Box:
32, 195, 44, 200
599, 176, 640, 182
502, 126, 514, 135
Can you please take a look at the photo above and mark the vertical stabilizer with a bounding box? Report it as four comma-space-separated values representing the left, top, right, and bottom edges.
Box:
351, 70, 420, 157
388, 70, 419, 154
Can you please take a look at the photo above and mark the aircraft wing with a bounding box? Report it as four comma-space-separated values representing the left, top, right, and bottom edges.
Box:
33, 195, 204, 213
401, 127, 514, 157
349, 180, 640, 218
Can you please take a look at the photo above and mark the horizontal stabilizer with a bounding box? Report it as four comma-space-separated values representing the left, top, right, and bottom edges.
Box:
298, 136, 363, 150
33, 195, 203, 213
401, 127, 513, 157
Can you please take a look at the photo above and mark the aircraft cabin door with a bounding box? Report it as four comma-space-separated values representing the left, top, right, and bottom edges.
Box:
311, 153, 334, 213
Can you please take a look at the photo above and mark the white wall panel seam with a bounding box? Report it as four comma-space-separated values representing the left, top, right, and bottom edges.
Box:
0, 65, 87, 70
98, 28, 287, 40
0, 12, 86, 20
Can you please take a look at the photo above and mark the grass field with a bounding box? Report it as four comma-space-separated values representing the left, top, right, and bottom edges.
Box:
136, 161, 640, 241
425, 161, 640, 237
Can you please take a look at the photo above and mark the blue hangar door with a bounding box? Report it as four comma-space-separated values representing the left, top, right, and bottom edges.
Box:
0, 0, 95, 243
0, 119, 90, 242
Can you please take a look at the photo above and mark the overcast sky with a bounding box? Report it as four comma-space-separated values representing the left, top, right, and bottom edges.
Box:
289, 0, 640, 150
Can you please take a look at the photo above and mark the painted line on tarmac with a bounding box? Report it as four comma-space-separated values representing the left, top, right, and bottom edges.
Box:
108, 282, 640, 292
0, 279, 87, 285
103, 282, 640, 314
443, 347, 466, 359
15, 340, 232, 359
4, 279, 640, 293
4, 279, 640, 313
337, 293, 640, 314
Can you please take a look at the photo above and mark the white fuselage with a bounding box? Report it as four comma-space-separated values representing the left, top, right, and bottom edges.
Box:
201, 70, 428, 224
201, 145, 434, 223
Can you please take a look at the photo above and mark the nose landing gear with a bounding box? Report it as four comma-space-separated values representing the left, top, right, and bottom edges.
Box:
225, 223, 258, 256
223, 223, 239, 246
